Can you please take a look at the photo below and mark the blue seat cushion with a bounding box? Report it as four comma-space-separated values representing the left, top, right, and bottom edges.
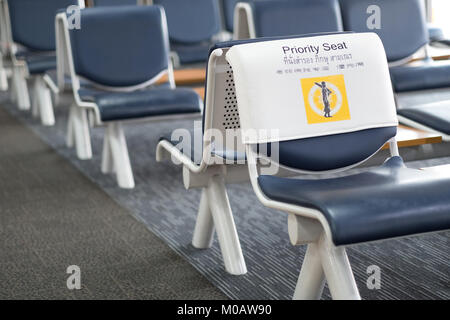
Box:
20, 53, 56, 75
171, 42, 211, 65
45, 70, 93, 91
397, 102, 450, 135
258, 156, 450, 246
390, 60, 450, 92
79, 87, 202, 122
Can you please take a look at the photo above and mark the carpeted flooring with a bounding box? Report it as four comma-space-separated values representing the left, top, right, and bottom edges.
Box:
1, 91, 449, 300
0, 104, 226, 299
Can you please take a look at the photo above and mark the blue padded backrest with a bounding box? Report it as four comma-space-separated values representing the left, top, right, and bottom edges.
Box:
69, 6, 169, 87
153, 0, 221, 44
251, 0, 343, 37
339, 0, 429, 62
93, 0, 138, 6
8, 0, 79, 51
223, 0, 240, 32
276, 126, 396, 171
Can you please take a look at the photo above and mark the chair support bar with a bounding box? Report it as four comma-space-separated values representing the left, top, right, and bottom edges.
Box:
192, 188, 215, 249
67, 105, 92, 160
193, 174, 247, 275
102, 122, 135, 189
293, 242, 326, 300
31, 76, 55, 126
291, 225, 361, 300
12, 64, 30, 110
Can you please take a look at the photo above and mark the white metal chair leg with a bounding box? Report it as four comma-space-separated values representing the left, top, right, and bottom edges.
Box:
35, 76, 55, 126
31, 80, 39, 118
293, 243, 326, 300
192, 188, 215, 249
10, 72, 16, 102
66, 106, 75, 148
12, 66, 30, 110
101, 130, 114, 174
0, 58, 8, 91
206, 175, 247, 275
67, 105, 92, 160
318, 235, 361, 300
105, 122, 135, 189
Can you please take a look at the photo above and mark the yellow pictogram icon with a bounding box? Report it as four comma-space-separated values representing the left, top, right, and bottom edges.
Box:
301, 74, 351, 124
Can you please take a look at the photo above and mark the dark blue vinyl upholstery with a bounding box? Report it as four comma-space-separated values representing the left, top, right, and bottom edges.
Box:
170, 42, 211, 65
154, 0, 221, 43
92, 0, 138, 6
390, 60, 450, 92
79, 87, 202, 122
15, 51, 57, 74
339, 0, 429, 62
154, 0, 221, 64
251, 0, 343, 37
276, 127, 396, 171
7, 0, 78, 51
258, 156, 450, 245
25, 55, 57, 75
69, 6, 169, 87
398, 103, 450, 135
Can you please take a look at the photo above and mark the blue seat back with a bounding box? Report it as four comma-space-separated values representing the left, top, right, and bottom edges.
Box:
250, 0, 343, 37
222, 0, 240, 32
8, 0, 78, 51
339, 0, 429, 62
153, 0, 221, 44
69, 6, 169, 87
275, 127, 396, 171
92, 0, 138, 6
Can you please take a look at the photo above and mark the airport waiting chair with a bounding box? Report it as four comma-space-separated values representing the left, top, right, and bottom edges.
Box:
234, 0, 343, 40
340, 0, 450, 136
1, 0, 80, 125
60, 6, 202, 188
225, 32, 450, 299
153, 0, 222, 66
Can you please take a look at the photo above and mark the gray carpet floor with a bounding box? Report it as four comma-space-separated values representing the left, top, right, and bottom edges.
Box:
1, 91, 449, 300
0, 104, 226, 299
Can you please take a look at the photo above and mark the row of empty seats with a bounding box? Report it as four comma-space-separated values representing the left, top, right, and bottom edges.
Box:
0, 0, 448, 300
